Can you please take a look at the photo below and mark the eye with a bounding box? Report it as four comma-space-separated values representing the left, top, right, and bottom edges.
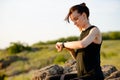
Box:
74, 17, 78, 21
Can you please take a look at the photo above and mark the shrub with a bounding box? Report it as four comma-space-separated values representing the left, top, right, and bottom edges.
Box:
54, 55, 67, 64
7, 42, 32, 54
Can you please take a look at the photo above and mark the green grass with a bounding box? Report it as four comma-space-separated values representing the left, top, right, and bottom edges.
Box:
101, 40, 120, 70
0, 40, 120, 80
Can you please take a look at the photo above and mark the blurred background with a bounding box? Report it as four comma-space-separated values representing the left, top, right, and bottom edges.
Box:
0, 0, 120, 80
0, 0, 120, 49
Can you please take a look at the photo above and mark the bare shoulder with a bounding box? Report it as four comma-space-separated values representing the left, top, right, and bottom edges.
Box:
90, 26, 102, 44
89, 26, 101, 34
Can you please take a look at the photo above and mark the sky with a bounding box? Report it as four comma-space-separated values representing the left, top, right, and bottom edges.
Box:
0, 0, 120, 49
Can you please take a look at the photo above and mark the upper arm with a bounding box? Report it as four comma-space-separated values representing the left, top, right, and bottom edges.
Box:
63, 27, 101, 49
81, 27, 100, 48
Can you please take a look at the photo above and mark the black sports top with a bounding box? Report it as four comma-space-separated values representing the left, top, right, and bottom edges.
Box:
75, 26, 104, 80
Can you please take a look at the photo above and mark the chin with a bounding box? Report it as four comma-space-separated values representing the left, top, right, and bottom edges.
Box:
77, 25, 80, 28
76, 25, 79, 27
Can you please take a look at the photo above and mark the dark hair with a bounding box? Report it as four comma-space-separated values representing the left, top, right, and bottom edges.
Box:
65, 3, 90, 23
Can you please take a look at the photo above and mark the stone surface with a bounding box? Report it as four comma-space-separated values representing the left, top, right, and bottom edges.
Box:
32, 60, 120, 80
32, 64, 64, 80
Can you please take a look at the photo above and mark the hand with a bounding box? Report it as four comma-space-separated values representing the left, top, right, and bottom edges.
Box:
55, 42, 63, 52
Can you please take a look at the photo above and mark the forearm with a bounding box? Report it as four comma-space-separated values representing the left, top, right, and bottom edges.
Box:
69, 50, 76, 60
64, 41, 84, 49
65, 47, 76, 60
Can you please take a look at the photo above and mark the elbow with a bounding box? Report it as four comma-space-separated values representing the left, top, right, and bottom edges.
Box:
80, 42, 87, 48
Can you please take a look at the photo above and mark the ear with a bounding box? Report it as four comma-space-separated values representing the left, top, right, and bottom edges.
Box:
82, 12, 87, 18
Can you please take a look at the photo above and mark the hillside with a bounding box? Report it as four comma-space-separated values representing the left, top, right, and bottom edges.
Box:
0, 40, 120, 80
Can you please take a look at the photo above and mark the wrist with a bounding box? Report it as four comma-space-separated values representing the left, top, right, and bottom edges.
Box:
62, 42, 65, 48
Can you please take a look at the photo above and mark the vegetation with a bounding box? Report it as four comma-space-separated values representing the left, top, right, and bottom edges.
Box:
33, 31, 120, 46
33, 36, 79, 45
101, 40, 120, 69
0, 40, 119, 80
0, 31, 119, 80
102, 31, 120, 40
6, 42, 32, 54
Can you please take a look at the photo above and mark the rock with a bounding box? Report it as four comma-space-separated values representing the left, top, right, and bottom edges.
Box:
63, 60, 77, 73
102, 65, 118, 78
0, 55, 28, 69
32, 64, 64, 80
32, 60, 120, 80
105, 71, 120, 80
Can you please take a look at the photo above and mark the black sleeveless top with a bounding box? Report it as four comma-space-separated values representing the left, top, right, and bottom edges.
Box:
75, 26, 104, 80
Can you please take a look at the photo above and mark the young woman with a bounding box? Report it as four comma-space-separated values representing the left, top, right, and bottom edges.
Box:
55, 3, 104, 80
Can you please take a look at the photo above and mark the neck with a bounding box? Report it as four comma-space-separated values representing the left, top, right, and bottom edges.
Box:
81, 21, 91, 31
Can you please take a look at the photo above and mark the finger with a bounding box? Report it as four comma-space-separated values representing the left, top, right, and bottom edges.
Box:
55, 45, 61, 52
56, 45, 60, 49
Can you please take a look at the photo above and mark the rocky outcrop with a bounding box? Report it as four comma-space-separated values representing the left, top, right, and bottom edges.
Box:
0, 55, 28, 69
32, 65, 64, 80
32, 60, 120, 80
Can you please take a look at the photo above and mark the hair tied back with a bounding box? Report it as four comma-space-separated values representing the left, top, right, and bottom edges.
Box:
80, 2, 86, 7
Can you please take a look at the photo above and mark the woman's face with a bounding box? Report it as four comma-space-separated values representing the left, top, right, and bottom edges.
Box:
70, 10, 85, 29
